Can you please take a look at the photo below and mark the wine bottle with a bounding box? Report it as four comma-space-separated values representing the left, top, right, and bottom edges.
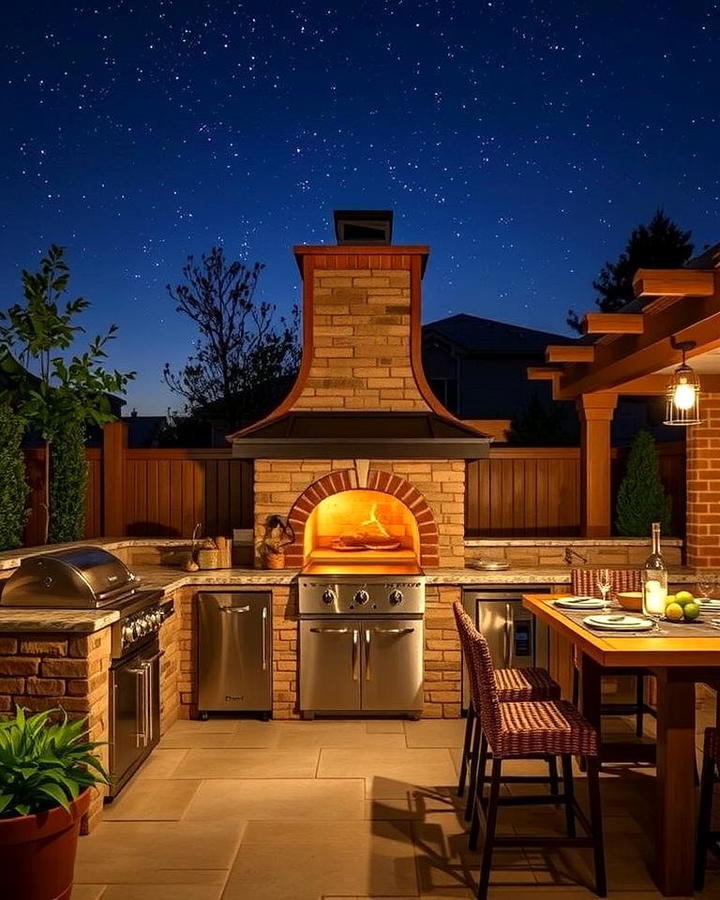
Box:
642, 521, 668, 617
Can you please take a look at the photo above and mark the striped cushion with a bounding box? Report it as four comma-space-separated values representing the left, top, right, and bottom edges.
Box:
497, 700, 598, 758
496, 667, 561, 703
704, 727, 720, 764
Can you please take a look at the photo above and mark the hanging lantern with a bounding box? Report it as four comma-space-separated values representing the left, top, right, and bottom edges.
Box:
664, 338, 702, 426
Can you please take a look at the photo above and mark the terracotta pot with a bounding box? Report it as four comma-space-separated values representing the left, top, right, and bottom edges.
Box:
0, 788, 91, 900
265, 550, 285, 570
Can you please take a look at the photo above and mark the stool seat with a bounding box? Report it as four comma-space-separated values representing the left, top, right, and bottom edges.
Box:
496, 666, 561, 703
496, 699, 598, 758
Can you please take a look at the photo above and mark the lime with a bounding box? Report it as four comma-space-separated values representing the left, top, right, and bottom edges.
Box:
683, 602, 700, 621
664, 594, 676, 606
665, 602, 684, 622
676, 590, 695, 606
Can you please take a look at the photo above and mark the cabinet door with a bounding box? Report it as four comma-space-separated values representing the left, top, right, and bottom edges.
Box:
361, 620, 423, 712
300, 620, 360, 711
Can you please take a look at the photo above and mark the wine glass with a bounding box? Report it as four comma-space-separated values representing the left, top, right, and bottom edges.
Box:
698, 571, 714, 602
596, 569, 612, 610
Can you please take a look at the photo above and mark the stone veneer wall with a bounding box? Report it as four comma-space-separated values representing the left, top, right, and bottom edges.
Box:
0, 630, 110, 832
465, 541, 683, 568
686, 393, 720, 569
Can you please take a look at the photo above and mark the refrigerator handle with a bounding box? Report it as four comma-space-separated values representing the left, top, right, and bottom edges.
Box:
351, 629, 359, 680
222, 605, 250, 614
504, 603, 512, 668
262, 606, 268, 671
364, 629, 371, 680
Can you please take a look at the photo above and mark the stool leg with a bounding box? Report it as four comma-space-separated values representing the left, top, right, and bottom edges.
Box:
695, 755, 716, 891
572, 664, 579, 706
586, 757, 607, 898
477, 757, 502, 900
458, 702, 475, 797
469, 732, 488, 851
635, 675, 644, 738
547, 755, 559, 798
561, 754, 576, 837
465, 714, 482, 821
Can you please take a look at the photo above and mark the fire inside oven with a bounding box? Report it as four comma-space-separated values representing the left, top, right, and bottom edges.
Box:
303, 489, 420, 569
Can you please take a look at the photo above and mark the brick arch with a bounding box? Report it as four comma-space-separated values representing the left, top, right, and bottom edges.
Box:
284, 468, 439, 568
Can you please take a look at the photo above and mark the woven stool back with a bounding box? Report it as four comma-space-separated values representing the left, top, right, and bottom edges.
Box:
571, 567, 641, 598
453, 600, 502, 744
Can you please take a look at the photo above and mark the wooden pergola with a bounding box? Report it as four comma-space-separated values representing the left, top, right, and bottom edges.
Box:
528, 265, 720, 563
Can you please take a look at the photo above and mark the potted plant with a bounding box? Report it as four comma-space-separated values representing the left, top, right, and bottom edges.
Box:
0, 706, 109, 900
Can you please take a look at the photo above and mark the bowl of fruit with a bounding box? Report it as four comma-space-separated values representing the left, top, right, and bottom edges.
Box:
664, 590, 700, 623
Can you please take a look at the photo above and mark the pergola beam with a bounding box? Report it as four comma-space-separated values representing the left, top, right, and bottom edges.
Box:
633, 268, 715, 298
545, 345, 595, 363
527, 367, 563, 381
582, 313, 644, 334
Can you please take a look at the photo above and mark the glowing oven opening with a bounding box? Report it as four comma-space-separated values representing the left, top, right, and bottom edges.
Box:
303, 489, 420, 565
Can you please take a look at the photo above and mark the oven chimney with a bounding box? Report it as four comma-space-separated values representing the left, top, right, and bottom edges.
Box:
333, 209, 393, 245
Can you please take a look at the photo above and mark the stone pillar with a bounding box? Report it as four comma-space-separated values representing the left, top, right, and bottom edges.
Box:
686, 393, 720, 568
577, 393, 617, 538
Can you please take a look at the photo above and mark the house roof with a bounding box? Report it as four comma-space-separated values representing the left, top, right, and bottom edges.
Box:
423, 313, 575, 356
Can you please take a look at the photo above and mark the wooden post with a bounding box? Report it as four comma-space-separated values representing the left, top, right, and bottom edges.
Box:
577, 392, 617, 538
102, 421, 127, 536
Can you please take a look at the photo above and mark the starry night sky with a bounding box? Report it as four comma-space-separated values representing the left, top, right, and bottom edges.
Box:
2, 1, 719, 414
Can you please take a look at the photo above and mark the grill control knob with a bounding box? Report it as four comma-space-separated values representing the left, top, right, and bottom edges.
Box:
321, 589, 336, 605
388, 589, 403, 605
353, 589, 370, 606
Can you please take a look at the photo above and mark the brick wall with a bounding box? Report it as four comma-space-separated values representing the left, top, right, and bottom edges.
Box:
0, 629, 110, 832
293, 266, 429, 411
686, 392, 720, 568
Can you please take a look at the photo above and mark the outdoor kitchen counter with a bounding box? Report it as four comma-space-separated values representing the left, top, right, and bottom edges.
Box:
0, 607, 119, 633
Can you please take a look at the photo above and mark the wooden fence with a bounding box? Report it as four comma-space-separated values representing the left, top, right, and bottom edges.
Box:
21, 425, 686, 545
465, 443, 686, 537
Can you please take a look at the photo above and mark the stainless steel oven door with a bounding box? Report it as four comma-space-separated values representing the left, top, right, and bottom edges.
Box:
109, 639, 163, 798
360, 619, 423, 712
300, 619, 361, 712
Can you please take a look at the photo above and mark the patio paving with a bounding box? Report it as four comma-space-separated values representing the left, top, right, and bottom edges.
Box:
73, 699, 720, 899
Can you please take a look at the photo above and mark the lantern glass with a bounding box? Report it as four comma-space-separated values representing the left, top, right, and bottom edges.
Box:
664, 363, 702, 426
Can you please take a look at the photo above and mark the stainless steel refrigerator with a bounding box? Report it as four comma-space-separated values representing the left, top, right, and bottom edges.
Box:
197, 591, 272, 718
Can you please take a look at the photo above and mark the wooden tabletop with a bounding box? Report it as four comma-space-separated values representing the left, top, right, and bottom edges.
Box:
522, 593, 720, 668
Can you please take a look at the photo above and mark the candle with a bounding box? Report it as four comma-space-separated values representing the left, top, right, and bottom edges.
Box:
643, 580, 667, 616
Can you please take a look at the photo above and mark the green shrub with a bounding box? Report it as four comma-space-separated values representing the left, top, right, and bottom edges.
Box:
0, 707, 108, 818
48, 417, 87, 544
0, 403, 29, 549
615, 430, 672, 536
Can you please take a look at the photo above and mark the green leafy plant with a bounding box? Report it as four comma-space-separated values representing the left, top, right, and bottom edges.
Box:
48, 418, 87, 544
0, 245, 135, 542
0, 402, 29, 549
0, 707, 108, 819
615, 429, 672, 536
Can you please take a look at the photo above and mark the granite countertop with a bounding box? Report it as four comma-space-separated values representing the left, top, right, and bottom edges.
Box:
0, 608, 119, 633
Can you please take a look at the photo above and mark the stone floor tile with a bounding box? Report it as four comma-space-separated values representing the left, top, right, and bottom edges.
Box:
69, 887, 106, 900
157, 730, 236, 749
103, 779, 201, 821
366, 719, 407, 733
134, 748, 188, 779
225, 720, 281, 747
404, 718, 467, 748
75, 821, 245, 884
171, 747, 320, 779
100, 886, 224, 900
223, 820, 419, 899
274, 720, 407, 749
184, 777, 365, 821
163, 717, 240, 733
319, 747, 457, 798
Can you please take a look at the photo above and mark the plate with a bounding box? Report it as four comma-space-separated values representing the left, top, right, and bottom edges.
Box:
696, 598, 720, 608
583, 613, 654, 632
554, 596, 605, 610
467, 560, 510, 571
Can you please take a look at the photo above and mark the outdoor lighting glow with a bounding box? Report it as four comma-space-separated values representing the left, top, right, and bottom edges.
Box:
664, 338, 702, 426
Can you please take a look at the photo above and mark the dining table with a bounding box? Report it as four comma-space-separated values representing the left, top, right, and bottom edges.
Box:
522, 592, 720, 897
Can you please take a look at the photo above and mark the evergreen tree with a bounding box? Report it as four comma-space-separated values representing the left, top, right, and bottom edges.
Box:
615, 429, 672, 536
567, 210, 693, 332
506, 392, 579, 446
0, 403, 29, 549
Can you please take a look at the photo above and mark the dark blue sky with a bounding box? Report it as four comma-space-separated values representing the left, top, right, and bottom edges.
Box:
2, 1, 718, 413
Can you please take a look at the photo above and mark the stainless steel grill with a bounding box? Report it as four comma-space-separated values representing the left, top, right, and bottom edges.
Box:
1, 546, 140, 608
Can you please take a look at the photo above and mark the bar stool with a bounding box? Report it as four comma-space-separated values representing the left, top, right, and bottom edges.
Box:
571, 568, 656, 738
695, 726, 720, 890
464, 622, 607, 900
453, 601, 561, 820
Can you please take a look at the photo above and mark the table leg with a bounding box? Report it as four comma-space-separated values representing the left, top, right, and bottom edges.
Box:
654, 670, 696, 897
579, 652, 602, 733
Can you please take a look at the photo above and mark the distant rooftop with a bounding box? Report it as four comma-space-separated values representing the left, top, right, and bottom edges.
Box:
423, 313, 575, 355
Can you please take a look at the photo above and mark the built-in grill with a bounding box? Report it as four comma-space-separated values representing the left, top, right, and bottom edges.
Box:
1, 545, 171, 798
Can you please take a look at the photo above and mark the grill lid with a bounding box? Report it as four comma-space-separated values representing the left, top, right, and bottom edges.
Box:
1, 546, 140, 609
